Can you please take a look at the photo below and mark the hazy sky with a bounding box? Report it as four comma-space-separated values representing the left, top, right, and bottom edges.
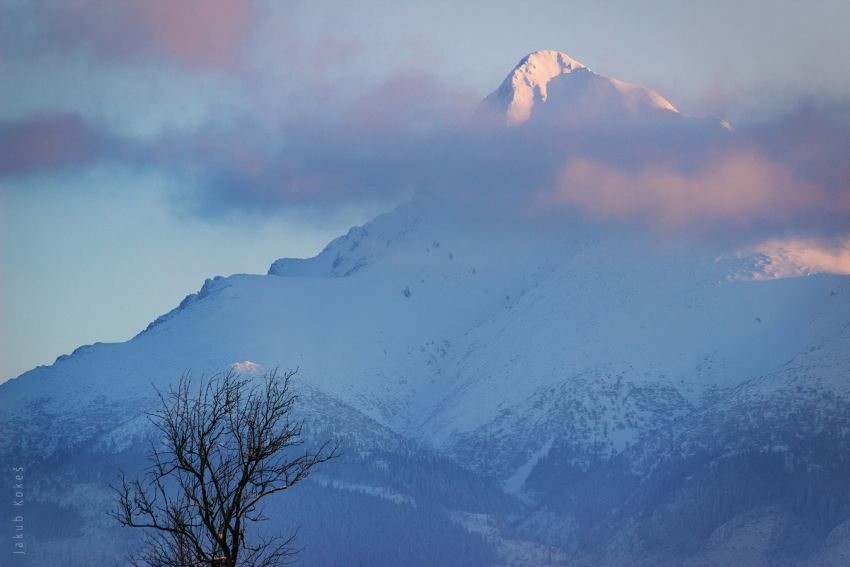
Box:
2, 0, 850, 381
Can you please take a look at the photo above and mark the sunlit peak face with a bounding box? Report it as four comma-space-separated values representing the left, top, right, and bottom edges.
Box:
232, 360, 262, 374
500, 50, 588, 125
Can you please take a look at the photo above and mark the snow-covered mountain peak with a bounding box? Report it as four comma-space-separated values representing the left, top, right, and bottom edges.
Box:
479, 49, 679, 127
492, 50, 588, 125
511, 50, 587, 83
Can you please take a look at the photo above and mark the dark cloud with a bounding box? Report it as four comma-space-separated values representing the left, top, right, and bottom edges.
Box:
4, 94, 850, 245
0, 114, 131, 177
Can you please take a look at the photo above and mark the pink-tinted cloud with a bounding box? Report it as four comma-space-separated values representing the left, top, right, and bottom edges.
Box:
547, 151, 836, 231
17, 0, 258, 70
0, 115, 112, 176
347, 72, 477, 134
125, 0, 256, 69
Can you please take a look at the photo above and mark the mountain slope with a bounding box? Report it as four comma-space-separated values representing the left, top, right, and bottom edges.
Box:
2, 51, 850, 566
4, 195, 849, 565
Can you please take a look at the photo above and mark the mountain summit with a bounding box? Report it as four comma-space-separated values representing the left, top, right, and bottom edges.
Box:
477, 49, 679, 127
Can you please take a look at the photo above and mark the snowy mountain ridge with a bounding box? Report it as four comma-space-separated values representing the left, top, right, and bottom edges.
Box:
3, 51, 850, 566
478, 49, 679, 127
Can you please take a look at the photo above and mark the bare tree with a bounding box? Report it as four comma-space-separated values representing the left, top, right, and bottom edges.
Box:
112, 368, 338, 567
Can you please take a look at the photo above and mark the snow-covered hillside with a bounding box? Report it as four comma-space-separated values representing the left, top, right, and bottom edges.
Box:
2, 51, 849, 566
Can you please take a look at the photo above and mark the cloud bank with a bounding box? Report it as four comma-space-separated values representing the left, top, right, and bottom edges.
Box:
3, 1, 850, 270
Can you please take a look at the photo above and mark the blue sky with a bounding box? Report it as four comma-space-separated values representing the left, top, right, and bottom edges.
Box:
2, 0, 850, 381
